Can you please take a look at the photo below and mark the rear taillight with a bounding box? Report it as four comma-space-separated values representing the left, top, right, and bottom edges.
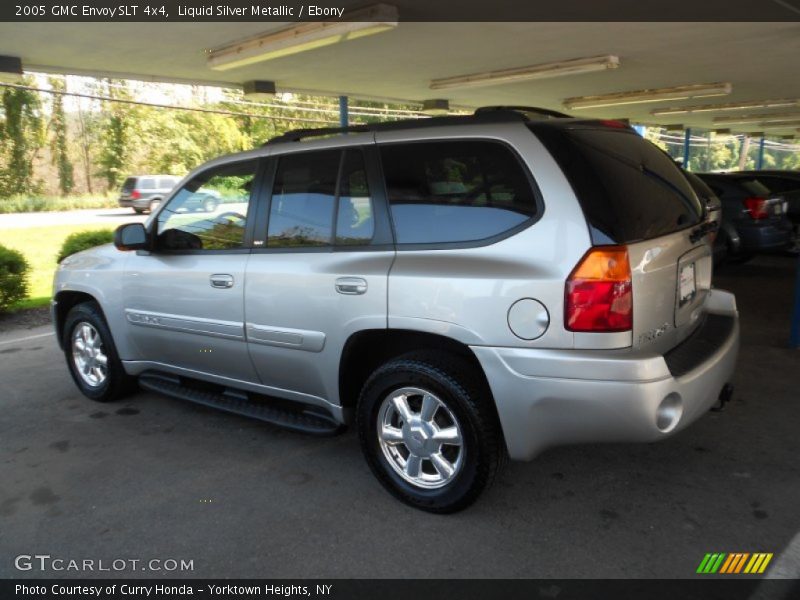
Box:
565, 246, 632, 332
743, 197, 768, 220
131, 189, 141, 200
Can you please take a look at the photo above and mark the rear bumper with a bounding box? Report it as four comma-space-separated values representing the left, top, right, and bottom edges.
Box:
118, 197, 149, 209
738, 221, 792, 251
472, 289, 740, 461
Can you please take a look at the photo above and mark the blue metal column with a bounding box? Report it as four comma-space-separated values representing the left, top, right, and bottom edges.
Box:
339, 96, 349, 128
683, 128, 692, 168
792, 256, 800, 349
756, 137, 766, 170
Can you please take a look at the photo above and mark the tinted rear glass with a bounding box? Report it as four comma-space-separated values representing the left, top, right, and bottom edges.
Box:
121, 178, 136, 192
380, 141, 538, 244
532, 125, 701, 244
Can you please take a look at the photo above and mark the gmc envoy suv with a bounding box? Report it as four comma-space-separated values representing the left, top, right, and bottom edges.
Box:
53, 108, 739, 512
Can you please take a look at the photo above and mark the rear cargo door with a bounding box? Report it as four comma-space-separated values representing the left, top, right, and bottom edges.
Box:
533, 124, 710, 353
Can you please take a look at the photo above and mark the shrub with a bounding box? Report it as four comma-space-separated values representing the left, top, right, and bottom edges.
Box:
57, 229, 114, 263
0, 244, 30, 312
0, 194, 117, 214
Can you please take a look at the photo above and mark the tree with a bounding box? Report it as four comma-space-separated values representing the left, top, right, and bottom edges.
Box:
96, 79, 134, 190
49, 77, 75, 195
0, 78, 45, 197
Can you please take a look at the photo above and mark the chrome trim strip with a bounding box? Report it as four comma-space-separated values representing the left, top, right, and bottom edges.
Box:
125, 309, 244, 341
245, 323, 326, 352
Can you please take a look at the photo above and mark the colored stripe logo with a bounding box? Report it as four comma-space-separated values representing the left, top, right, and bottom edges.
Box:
697, 553, 773, 574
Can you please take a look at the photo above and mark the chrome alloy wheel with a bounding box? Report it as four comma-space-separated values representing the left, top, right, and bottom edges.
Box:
377, 387, 464, 489
71, 322, 108, 387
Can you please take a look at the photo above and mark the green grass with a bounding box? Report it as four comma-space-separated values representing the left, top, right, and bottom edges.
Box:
0, 194, 117, 214
2, 224, 114, 310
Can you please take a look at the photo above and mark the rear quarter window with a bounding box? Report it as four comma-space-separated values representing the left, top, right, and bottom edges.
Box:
380, 141, 538, 245
533, 125, 701, 244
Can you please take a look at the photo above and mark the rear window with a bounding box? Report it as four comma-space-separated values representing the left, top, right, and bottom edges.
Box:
380, 141, 538, 245
533, 125, 701, 244
121, 178, 136, 192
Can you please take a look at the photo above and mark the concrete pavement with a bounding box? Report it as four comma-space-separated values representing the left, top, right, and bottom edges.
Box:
1, 256, 799, 579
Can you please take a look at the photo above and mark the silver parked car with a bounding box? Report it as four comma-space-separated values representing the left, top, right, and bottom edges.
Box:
53, 109, 739, 512
118, 174, 185, 214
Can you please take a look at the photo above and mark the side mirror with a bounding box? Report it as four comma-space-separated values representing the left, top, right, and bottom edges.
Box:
114, 223, 148, 251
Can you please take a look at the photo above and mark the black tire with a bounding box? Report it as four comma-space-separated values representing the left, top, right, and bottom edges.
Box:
63, 302, 135, 402
133, 208, 145, 214
357, 351, 506, 513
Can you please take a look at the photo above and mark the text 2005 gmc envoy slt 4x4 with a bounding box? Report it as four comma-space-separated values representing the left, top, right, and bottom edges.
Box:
53, 108, 739, 512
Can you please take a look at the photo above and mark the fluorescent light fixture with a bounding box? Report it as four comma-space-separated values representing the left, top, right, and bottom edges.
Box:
563, 82, 732, 110
0, 55, 23, 83
421, 99, 449, 115
208, 4, 398, 71
713, 111, 800, 125
429, 55, 619, 91
651, 98, 800, 116
243, 80, 276, 99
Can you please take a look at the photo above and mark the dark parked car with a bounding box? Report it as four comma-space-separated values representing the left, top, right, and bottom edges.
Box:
726, 170, 800, 251
696, 173, 792, 262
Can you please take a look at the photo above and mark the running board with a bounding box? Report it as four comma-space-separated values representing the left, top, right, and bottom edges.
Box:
138, 372, 343, 436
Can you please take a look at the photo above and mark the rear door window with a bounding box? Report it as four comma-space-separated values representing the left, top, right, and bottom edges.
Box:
533, 125, 701, 244
380, 141, 538, 245
267, 149, 375, 248
138, 177, 156, 190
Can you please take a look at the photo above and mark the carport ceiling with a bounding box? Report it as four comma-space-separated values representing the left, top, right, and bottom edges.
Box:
1, 21, 799, 134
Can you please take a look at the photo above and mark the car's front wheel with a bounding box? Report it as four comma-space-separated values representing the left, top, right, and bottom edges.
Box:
357, 352, 506, 513
63, 302, 134, 402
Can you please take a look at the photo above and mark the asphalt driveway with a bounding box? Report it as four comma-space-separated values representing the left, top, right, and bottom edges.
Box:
1, 256, 799, 579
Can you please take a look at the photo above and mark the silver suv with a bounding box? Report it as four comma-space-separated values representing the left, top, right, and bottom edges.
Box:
118, 175, 183, 214
53, 109, 739, 512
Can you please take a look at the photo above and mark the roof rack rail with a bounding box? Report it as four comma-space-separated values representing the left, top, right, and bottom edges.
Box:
263, 108, 532, 145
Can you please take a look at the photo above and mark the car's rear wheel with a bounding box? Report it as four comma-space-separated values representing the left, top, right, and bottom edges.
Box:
357, 352, 506, 513
133, 208, 145, 214
63, 302, 134, 402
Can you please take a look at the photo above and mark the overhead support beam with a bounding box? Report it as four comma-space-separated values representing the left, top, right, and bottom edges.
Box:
421, 99, 449, 116
0, 55, 23, 83
242, 80, 276, 99
207, 4, 398, 71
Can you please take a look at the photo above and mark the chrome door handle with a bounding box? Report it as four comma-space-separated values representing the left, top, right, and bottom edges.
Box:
335, 277, 367, 295
210, 274, 234, 289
